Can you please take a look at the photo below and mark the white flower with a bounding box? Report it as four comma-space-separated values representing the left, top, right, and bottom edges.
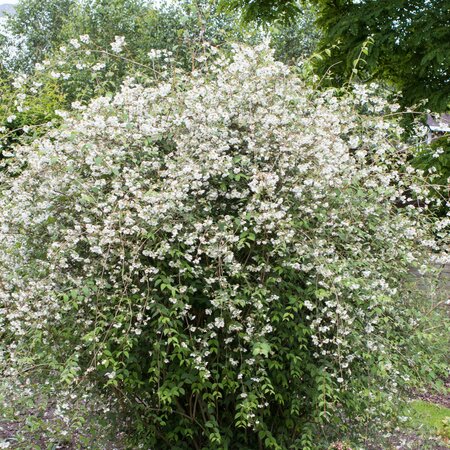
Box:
110, 36, 126, 53
148, 49, 162, 59
71, 101, 85, 110
304, 301, 315, 311
69, 38, 81, 49
12, 75, 27, 89
91, 246, 103, 255
92, 62, 106, 72
348, 136, 360, 149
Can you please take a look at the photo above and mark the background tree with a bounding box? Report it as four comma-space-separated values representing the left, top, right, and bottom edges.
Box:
220, 0, 301, 24
268, 3, 320, 64
4, 0, 77, 71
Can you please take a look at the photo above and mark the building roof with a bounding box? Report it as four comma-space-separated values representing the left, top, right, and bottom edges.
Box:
0, 4, 15, 17
427, 114, 450, 133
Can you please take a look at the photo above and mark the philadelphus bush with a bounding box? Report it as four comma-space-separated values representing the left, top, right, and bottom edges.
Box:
0, 44, 448, 449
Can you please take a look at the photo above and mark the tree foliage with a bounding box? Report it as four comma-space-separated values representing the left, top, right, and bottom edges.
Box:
3, 0, 78, 70
223, 0, 450, 111
315, 0, 450, 112
220, 0, 301, 23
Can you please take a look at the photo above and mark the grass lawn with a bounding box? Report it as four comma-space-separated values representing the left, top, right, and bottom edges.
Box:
408, 400, 450, 441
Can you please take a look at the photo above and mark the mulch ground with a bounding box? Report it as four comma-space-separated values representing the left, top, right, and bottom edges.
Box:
1, 387, 449, 449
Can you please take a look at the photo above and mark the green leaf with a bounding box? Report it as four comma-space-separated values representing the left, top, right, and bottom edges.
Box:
253, 342, 271, 358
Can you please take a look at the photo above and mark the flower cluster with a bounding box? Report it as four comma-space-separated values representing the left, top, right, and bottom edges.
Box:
0, 44, 448, 448
110, 36, 126, 53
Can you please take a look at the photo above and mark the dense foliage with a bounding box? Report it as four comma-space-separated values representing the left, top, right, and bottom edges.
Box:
220, 0, 302, 24
1, 44, 448, 448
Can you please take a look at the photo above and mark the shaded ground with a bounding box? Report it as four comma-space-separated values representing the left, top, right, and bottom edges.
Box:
414, 377, 450, 410
0, 404, 125, 449
384, 430, 449, 450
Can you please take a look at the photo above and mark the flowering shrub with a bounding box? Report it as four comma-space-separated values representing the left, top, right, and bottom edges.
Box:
0, 44, 448, 448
